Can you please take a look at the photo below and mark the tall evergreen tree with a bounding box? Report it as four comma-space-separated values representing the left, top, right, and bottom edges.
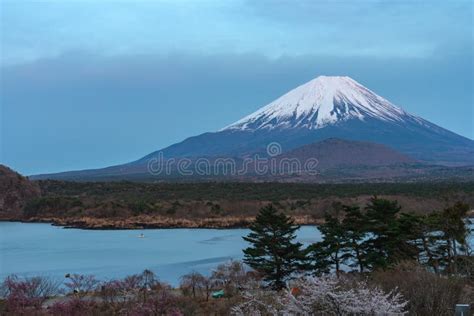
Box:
341, 205, 368, 273
363, 197, 402, 269
435, 202, 471, 273
402, 203, 471, 274
308, 213, 348, 276
413, 212, 447, 273
243, 204, 304, 290
393, 212, 426, 263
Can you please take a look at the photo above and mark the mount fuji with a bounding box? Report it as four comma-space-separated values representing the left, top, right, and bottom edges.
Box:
34, 76, 474, 181
141, 76, 473, 164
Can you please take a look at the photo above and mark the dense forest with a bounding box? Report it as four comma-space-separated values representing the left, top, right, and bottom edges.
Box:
37, 180, 474, 201
3, 180, 472, 229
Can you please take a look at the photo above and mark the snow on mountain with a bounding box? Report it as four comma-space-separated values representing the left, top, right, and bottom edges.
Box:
224, 76, 417, 130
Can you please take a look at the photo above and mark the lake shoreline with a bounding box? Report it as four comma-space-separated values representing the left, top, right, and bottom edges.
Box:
0, 214, 322, 230
2, 210, 472, 230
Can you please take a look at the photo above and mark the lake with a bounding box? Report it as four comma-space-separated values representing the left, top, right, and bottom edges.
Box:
1, 222, 472, 286
0, 222, 321, 286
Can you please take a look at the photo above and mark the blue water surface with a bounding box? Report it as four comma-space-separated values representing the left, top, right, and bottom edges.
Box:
1, 222, 472, 286
0, 222, 321, 286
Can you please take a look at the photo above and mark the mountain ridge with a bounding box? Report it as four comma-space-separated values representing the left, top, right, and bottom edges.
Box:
140, 76, 472, 164
32, 75, 474, 181
0, 165, 41, 216
277, 138, 416, 169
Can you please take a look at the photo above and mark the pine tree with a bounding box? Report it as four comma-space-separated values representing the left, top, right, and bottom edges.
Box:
363, 197, 402, 269
243, 204, 304, 290
434, 202, 471, 273
308, 213, 348, 276
393, 212, 426, 263
341, 205, 368, 273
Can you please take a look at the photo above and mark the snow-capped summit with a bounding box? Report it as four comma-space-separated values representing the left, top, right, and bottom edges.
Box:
224, 76, 412, 130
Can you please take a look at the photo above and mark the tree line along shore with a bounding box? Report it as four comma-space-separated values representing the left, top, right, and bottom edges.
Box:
1, 180, 474, 229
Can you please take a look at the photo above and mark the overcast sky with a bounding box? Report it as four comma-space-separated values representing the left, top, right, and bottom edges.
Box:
1, 0, 473, 175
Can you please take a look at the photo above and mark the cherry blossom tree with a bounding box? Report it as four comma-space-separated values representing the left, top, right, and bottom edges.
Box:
1, 275, 60, 313
64, 274, 99, 297
232, 275, 408, 315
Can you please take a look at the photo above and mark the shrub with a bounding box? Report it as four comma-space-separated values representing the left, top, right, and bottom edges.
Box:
49, 298, 99, 316
180, 271, 208, 299
64, 274, 99, 297
372, 262, 467, 316
0, 275, 60, 313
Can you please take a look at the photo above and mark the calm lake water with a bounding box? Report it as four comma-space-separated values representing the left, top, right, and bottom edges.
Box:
1, 222, 472, 286
0, 222, 321, 286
